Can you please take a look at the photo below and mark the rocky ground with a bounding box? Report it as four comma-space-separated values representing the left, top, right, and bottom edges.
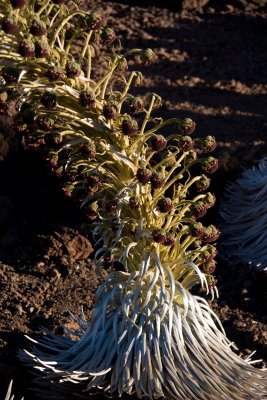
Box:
0, 0, 267, 398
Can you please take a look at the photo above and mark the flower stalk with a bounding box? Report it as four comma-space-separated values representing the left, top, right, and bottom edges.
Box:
0, 0, 266, 399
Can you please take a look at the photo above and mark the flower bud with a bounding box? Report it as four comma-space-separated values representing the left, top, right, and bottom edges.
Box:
202, 259, 216, 274
79, 90, 96, 108
44, 132, 62, 145
152, 229, 166, 244
180, 118, 196, 135
77, 142, 96, 159
178, 135, 194, 152
195, 174, 211, 192
184, 150, 197, 163
129, 197, 140, 209
206, 275, 217, 288
100, 28, 115, 45
90, 31, 101, 45
30, 18, 47, 37
130, 97, 144, 113
46, 65, 65, 81
198, 135, 217, 153
202, 157, 218, 174
41, 92, 57, 109
66, 60, 81, 78
105, 200, 117, 214
132, 72, 143, 87
121, 115, 139, 137
139, 48, 156, 66
85, 13, 103, 31
163, 235, 175, 246
21, 105, 36, 123
62, 185, 73, 197
190, 222, 205, 238
13, 119, 28, 135
136, 168, 152, 184
199, 245, 217, 264
151, 93, 162, 109
1, 17, 19, 34
84, 175, 101, 191
161, 148, 178, 168
203, 225, 220, 243
150, 172, 165, 189
157, 197, 173, 213
117, 57, 128, 71
191, 201, 207, 219
203, 192, 216, 209
103, 101, 117, 120
150, 134, 167, 152
35, 38, 50, 58
10, 0, 26, 9
35, 116, 54, 131
18, 38, 35, 58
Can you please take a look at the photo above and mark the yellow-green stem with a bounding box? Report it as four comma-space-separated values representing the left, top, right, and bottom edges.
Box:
36, 1, 52, 16
117, 71, 137, 113
49, 11, 86, 48
79, 31, 92, 64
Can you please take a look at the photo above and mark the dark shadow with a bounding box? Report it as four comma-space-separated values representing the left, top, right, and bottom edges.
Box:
0, 145, 87, 268
110, 11, 267, 142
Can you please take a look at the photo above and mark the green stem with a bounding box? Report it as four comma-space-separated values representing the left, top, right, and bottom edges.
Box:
37, 1, 53, 16
49, 11, 86, 48
180, 175, 202, 196
167, 195, 206, 230
101, 65, 117, 100
86, 45, 92, 81
93, 57, 118, 96
44, 3, 54, 18
117, 71, 137, 113
79, 31, 92, 64
127, 117, 181, 157
63, 31, 79, 66
180, 236, 196, 253
154, 160, 198, 201
140, 94, 155, 135
163, 153, 187, 182
151, 149, 180, 172
143, 151, 156, 168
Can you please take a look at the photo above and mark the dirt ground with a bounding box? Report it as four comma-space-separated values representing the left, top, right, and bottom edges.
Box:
0, 0, 267, 398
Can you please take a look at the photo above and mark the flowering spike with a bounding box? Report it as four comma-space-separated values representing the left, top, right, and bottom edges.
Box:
1, 1, 266, 398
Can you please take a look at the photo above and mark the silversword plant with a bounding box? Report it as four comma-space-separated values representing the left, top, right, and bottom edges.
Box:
3, 381, 23, 400
220, 158, 267, 271
0, 0, 266, 399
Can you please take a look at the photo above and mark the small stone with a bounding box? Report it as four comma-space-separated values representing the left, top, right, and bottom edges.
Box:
66, 235, 93, 260
16, 305, 24, 315
51, 268, 61, 280
236, 321, 246, 328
